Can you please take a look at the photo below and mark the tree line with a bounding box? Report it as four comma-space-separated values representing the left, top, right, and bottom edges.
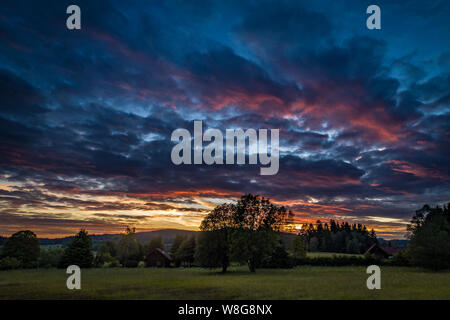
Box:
1, 196, 449, 271
299, 220, 378, 254
0, 226, 198, 270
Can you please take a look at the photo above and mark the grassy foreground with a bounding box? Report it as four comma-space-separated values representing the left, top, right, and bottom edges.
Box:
0, 266, 449, 299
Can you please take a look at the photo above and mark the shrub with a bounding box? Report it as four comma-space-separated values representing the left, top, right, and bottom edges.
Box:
94, 252, 117, 268
389, 250, 410, 267
0, 257, 21, 270
39, 248, 64, 268
138, 261, 146, 268
123, 260, 138, 268
263, 244, 294, 268
102, 259, 121, 268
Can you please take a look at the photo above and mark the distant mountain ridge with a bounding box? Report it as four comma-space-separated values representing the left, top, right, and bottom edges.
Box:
0, 230, 408, 250
38, 229, 197, 249
378, 238, 409, 247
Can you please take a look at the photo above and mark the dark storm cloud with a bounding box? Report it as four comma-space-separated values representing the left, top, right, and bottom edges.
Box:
176, 47, 302, 112
0, 69, 47, 118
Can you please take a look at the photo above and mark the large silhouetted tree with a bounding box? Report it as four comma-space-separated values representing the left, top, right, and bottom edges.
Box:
196, 203, 235, 272
170, 234, 187, 256
171, 234, 187, 267
407, 203, 450, 270
175, 235, 196, 267
196, 194, 293, 272
148, 236, 164, 252
195, 230, 230, 272
2, 230, 40, 268
59, 229, 93, 268
117, 226, 142, 267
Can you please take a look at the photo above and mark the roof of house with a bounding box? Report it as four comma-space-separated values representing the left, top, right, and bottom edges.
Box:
379, 245, 402, 256
365, 243, 403, 256
153, 248, 173, 261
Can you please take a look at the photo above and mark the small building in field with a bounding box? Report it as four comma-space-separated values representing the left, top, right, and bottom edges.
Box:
365, 243, 403, 259
146, 248, 173, 267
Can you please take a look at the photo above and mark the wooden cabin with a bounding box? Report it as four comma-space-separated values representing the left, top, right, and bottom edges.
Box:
146, 248, 173, 267
365, 243, 403, 259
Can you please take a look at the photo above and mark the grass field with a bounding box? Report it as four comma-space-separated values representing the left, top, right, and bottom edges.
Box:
1, 266, 449, 299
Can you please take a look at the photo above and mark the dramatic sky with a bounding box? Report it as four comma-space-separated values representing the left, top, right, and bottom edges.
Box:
0, 0, 449, 238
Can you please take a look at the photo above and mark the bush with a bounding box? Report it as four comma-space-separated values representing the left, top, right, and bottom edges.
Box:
389, 250, 410, 267
262, 244, 294, 268
102, 259, 121, 268
94, 252, 117, 268
138, 261, 146, 268
123, 260, 138, 268
39, 248, 64, 268
0, 257, 21, 270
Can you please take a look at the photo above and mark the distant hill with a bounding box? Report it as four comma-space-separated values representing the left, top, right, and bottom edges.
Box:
38, 229, 197, 250
378, 238, 409, 247
5, 229, 408, 251
136, 229, 196, 243
37, 229, 296, 250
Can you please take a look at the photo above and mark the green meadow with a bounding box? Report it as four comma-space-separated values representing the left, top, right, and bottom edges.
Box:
1, 266, 449, 299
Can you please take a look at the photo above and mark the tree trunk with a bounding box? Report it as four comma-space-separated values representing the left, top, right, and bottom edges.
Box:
222, 255, 229, 273
248, 259, 256, 272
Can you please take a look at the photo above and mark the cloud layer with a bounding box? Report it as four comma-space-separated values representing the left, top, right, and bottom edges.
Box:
0, 0, 449, 238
